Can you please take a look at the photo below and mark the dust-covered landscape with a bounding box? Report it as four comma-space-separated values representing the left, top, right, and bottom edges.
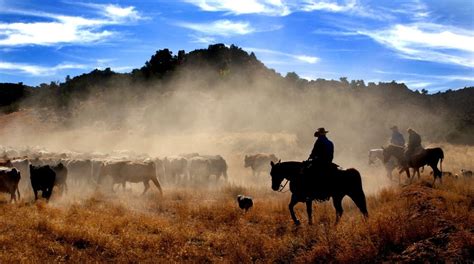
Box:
1, 44, 473, 263
1, 1, 474, 262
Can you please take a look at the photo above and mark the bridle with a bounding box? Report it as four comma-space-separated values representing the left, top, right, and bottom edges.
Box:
277, 178, 289, 193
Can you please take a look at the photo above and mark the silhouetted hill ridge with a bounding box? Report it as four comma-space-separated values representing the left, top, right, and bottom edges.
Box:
0, 44, 473, 144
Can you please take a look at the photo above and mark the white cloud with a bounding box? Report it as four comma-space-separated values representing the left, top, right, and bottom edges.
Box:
184, 0, 444, 21
0, 61, 88, 76
294, 55, 319, 64
183, 0, 290, 16
190, 35, 217, 44
400, 80, 432, 89
0, 21, 113, 46
74, 2, 142, 22
0, 4, 142, 46
183, 0, 365, 16
374, 70, 474, 83
0, 60, 134, 76
245, 47, 320, 64
302, 0, 356, 12
103, 5, 140, 20
384, 0, 430, 20
359, 23, 474, 67
177, 20, 255, 36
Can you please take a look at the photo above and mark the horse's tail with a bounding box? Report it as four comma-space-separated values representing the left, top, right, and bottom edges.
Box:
346, 168, 369, 217
439, 148, 444, 173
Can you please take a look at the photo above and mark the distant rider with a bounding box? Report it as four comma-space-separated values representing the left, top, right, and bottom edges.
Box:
405, 128, 422, 161
389, 125, 405, 147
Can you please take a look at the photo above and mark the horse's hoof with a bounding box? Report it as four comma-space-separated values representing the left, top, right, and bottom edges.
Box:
294, 220, 301, 226
308, 221, 313, 226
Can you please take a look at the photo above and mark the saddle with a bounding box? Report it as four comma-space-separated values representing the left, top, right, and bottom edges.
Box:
406, 146, 426, 165
302, 162, 339, 202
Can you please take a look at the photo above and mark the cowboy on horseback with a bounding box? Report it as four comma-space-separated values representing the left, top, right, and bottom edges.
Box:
308, 127, 334, 165
405, 128, 423, 163
305, 128, 334, 197
390, 125, 405, 147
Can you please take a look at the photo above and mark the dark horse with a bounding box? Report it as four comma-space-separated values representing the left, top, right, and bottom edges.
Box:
382, 145, 444, 184
270, 161, 368, 225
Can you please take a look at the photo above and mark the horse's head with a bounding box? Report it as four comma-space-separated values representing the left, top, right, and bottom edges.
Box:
382, 145, 404, 163
270, 160, 284, 191
368, 149, 380, 165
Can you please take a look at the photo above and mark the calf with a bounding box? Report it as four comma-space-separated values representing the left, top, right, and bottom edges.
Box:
0, 167, 21, 202
30, 165, 56, 201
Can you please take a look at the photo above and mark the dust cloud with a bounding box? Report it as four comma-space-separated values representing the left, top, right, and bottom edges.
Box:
0, 62, 459, 198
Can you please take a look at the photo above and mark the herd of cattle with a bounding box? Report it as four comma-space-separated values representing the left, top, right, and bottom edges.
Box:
0, 146, 279, 202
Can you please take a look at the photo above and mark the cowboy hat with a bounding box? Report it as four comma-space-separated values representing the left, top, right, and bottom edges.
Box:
390, 125, 398, 130
314, 127, 329, 136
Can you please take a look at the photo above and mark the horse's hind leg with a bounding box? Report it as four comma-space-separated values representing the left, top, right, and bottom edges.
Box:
306, 200, 313, 225
289, 196, 300, 226
349, 192, 369, 219
332, 195, 343, 224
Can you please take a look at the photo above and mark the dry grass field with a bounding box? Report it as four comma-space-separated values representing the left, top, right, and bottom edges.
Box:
1, 167, 473, 263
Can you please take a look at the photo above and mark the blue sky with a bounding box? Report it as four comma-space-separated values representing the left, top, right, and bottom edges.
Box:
0, 0, 473, 92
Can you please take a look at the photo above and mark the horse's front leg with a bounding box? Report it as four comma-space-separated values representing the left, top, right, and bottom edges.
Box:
289, 195, 300, 226
405, 168, 411, 184
415, 167, 421, 180
332, 195, 343, 225
306, 199, 313, 225
385, 164, 392, 180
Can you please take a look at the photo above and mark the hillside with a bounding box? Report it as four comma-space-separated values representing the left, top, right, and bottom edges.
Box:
0, 44, 473, 147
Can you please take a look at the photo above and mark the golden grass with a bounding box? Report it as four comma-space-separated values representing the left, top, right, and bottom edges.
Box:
0, 143, 472, 263
0, 175, 472, 263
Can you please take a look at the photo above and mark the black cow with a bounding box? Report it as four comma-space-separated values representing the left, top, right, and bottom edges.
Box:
30, 165, 56, 201
0, 167, 21, 202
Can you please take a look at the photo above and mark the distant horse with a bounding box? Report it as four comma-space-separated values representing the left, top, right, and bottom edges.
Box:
270, 161, 368, 225
382, 145, 444, 185
368, 149, 398, 180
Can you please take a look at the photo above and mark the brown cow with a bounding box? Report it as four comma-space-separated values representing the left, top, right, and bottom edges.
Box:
99, 161, 163, 195
244, 153, 279, 177
163, 156, 188, 184
0, 167, 21, 202
188, 156, 211, 182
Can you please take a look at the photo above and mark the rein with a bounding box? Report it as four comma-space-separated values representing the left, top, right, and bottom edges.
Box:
278, 179, 290, 193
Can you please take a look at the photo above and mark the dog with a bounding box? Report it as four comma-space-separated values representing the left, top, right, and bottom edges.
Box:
237, 195, 253, 212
